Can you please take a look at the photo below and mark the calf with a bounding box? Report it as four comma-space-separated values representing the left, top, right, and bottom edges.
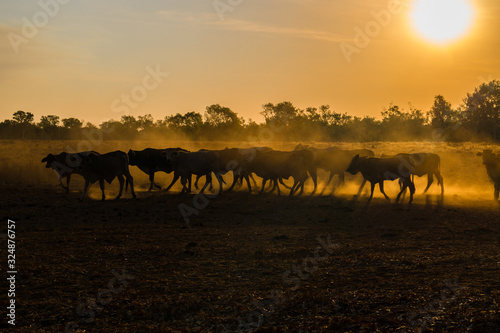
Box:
78, 150, 136, 201
41, 151, 99, 192
346, 155, 415, 203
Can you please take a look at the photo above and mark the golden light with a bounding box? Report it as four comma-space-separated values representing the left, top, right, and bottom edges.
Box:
410, 0, 474, 44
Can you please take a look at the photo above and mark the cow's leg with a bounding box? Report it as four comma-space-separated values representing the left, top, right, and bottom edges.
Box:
59, 175, 69, 192
494, 182, 499, 200
149, 172, 161, 191
279, 178, 292, 190
423, 173, 434, 194
126, 173, 136, 198
309, 169, 318, 194
250, 174, 258, 187
99, 179, 106, 201
379, 181, 390, 202
268, 178, 278, 194
259, 179, 268, 195
199, 173, 211, 194
290, 178, 300, 196
165, 173, 180, 191
79, 180, 91, 202
187, 174, 193, 193
338, 172, 345, 187
356, 179, 367, 197
227, 172, 239, 192
244, 175, 252, 193
115, 174, 124, 199
179, 176, 186, 194
194, 175, 202, 190
275, 178, 281, 196
396, 182, 408, 203
435, 171, 444, 196
367, 182, 376, 202
408, 180, 415, 203
216, 173, 224, 195
323, 172, 335, 192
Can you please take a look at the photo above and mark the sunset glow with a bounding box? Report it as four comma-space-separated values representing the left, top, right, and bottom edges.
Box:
410, 0, 474, 44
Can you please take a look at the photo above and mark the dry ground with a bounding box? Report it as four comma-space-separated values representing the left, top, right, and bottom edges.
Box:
1, 140, 500, 332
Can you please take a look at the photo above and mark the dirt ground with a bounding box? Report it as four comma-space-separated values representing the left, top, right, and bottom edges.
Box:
1, 140, 500, 332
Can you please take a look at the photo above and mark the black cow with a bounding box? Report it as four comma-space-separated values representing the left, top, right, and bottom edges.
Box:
78, 151, 136, 201
127, 148, 188, 191
346, 155, 415, 203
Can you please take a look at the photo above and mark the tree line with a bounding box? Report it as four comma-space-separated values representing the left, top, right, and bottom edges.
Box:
1, 80, 499, 142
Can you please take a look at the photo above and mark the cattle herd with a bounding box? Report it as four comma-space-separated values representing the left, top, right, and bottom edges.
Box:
41, 145, 500, 203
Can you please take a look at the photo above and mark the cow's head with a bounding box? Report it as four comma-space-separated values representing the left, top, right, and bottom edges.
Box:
41, 154, 55, 168
346, 154, 360, 175
477, 149, 495, 165
127, 149, 137, 165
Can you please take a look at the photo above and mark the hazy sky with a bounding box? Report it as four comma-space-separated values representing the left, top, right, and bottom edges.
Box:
1, 0, 499, 125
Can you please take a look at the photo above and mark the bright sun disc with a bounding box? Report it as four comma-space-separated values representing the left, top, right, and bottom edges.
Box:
411, 0, 474, 44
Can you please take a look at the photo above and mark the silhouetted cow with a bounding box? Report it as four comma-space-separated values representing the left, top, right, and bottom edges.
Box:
127, 148, 188, 191
163, 150, 224, 195
193, 148, 250, 192
41, 151, 99, 192
477, 149, 500, 200
77, 150, 136, 201
244, 150, 312, 196
346, 155, 415, 203
382, 153, 444, 195
295, 144, 374, 193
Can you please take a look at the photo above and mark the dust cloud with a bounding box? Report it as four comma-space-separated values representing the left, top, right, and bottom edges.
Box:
1, 139, 498, 208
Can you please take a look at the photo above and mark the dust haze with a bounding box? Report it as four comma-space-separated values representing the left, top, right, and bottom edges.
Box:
2, 139, 498, 208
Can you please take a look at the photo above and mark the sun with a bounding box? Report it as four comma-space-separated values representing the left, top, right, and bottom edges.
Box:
410, 0, 474, 44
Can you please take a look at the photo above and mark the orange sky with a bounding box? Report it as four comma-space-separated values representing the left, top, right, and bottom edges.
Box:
1, 0, 499, 125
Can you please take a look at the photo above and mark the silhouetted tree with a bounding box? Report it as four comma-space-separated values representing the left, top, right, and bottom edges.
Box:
463, 80, 500, 142
62, 118, 83, 130
204, 104, 241, 128
39, 115, 60, 139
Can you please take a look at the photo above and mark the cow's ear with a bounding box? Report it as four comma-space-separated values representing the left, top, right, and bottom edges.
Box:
352, 154, 360, 162
41, 157, 47, 162
476, 152, 483, 157
130, 150, 136, 157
